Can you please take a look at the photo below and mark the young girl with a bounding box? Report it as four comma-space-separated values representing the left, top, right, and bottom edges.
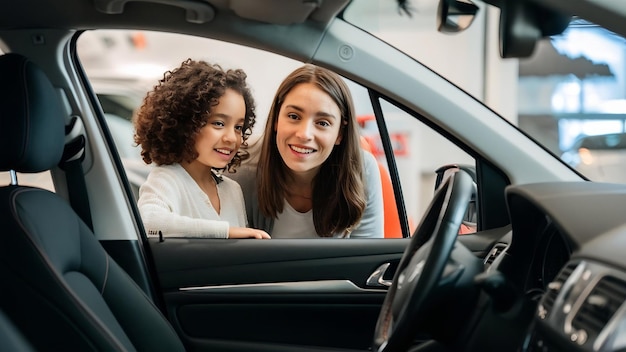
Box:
134, 59, 270, 239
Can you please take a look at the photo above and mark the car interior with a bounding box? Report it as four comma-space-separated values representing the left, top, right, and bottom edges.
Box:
1, 0, 626, 351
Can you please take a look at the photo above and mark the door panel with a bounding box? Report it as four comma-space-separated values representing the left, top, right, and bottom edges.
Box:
147, 232, 505, 351
150, 239, 406, 289
149, 238, 407, 351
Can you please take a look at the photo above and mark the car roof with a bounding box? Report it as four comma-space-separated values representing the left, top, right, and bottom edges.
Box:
0, 1, 348, 34
2, 0, 625, 50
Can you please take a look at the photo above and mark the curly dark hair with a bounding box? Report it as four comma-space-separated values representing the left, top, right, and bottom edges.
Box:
133, 58, 256, 172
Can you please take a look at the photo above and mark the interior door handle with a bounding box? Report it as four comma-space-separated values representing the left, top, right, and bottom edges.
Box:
366, 263, 393, 288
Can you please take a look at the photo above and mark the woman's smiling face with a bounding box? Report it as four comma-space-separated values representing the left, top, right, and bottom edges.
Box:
275, 82, 343, 178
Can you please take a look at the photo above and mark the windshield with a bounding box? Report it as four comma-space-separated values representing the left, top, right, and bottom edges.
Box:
344, 0, 626, 184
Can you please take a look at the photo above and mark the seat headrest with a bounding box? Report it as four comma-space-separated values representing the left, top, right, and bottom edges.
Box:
0, 53, 65, 173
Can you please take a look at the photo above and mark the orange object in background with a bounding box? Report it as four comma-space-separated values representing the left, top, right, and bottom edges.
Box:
130, 32, 147, 50
377, 161, 404, 238
360, 136, 411, 238
459, 223, 477, 235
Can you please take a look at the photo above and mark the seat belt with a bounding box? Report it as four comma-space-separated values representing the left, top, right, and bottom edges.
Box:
59, 116, 93, 231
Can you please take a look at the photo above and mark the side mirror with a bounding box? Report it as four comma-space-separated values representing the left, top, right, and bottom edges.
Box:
435, 164, 478, 234
437, 0, 479, 34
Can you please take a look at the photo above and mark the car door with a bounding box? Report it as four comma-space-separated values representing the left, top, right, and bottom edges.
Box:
74, 29, 508, 352
141, 90, 507, 352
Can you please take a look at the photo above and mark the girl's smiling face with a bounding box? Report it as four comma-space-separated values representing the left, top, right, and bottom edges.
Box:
275, 82, 343, 178
193, 89, 245, 170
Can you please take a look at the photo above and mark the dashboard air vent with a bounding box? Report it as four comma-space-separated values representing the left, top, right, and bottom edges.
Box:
541, 263, 577, 315
484, 243, 507, 266
572, 275, 626, 340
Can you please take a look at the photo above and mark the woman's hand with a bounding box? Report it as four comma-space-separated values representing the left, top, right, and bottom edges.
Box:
228, 227, 271, 239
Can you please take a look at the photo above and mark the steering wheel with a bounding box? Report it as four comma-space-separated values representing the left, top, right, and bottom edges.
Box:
372, 169, 481, 352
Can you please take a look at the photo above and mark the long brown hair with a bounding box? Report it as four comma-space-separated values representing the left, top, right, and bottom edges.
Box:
256, 64, 366, 237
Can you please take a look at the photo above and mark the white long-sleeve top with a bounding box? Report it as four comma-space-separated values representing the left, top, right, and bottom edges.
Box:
137, 163, 247, 238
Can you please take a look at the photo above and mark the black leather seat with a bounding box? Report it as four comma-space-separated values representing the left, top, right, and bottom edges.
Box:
0, 53, 186, 351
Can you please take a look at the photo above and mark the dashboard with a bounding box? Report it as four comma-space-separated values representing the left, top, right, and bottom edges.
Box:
526, 219, 573, 300
498, 182, 626, 352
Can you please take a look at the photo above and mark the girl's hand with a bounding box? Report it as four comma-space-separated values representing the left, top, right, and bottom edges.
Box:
228, 227, 271, 239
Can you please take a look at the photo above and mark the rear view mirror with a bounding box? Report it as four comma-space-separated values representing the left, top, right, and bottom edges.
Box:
497, 0, 571, 58
437, 0, 479, 34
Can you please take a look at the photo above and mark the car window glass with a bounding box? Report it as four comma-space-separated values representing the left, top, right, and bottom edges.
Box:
349, 81, 476, 236
519, 25, 626, 184
77, 29, 304, 142
77, 29, 476, 238
77, 29, 304, 204
344, 1, 626, 185
378, 98, 475, 234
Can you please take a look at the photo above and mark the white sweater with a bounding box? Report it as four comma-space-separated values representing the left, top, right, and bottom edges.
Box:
138, 163, 247, 238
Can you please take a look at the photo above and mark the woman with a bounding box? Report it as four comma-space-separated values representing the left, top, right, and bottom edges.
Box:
232, 64, 383, 238
135, 58, 270, 239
